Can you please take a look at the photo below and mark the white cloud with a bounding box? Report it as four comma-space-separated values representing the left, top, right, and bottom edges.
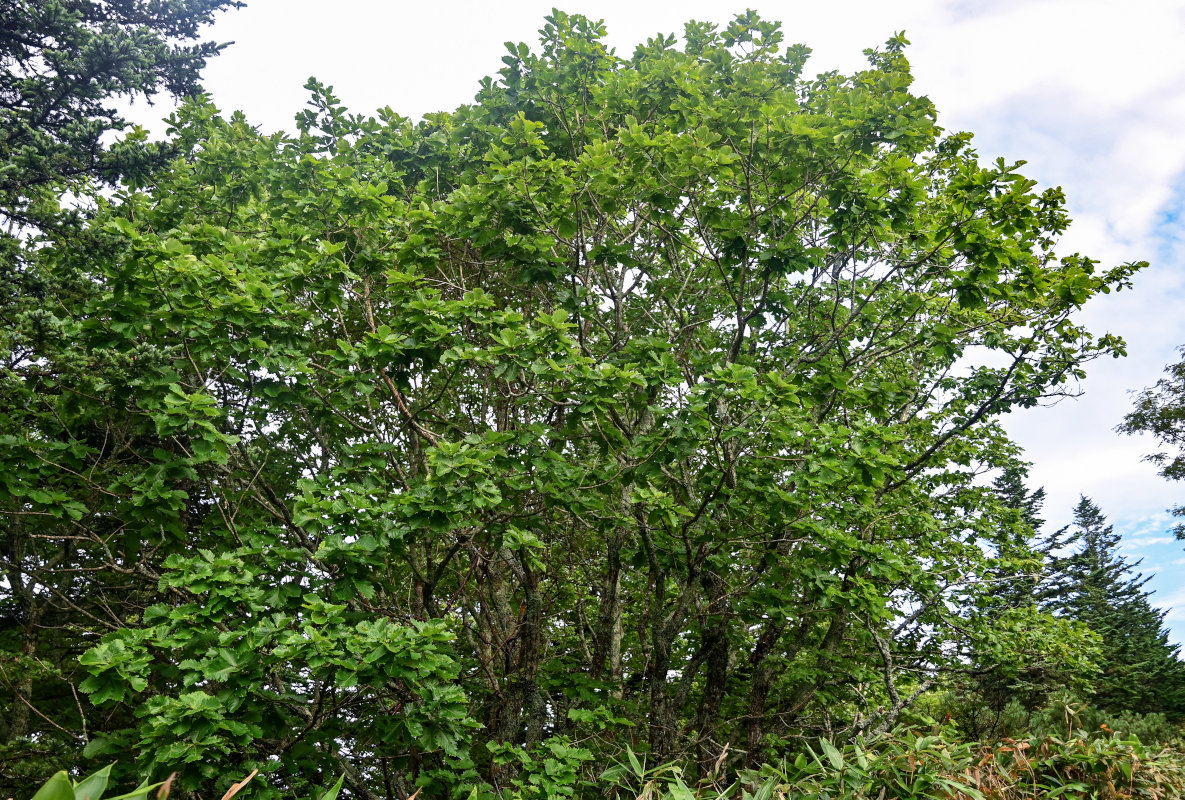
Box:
1160, 586, 1185, 624
1129, 537, 1177, 548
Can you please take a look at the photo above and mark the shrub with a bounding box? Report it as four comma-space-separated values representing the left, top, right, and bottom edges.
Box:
598, 729, 1185, 800
27, 766, 344, 800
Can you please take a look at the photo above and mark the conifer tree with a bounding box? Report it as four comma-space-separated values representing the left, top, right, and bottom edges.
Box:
1045, 497, 1185, 716
956, 467, 1091, 739
0, 0, 244, 234
994, 465, 1047, 534
990, 465, 1048, 609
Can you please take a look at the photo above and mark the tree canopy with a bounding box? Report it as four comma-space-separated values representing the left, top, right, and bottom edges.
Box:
1122, 347, 1185, 539
1, 10, 1149, 799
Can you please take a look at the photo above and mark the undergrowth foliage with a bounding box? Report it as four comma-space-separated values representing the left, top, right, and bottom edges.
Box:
27, 728, 1185, 800
603, 730, 1185, 800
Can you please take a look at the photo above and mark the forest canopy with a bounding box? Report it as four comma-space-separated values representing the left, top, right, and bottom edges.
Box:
0, 10, 1163, 799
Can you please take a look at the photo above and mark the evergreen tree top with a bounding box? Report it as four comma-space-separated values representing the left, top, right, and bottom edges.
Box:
0, 0, 244, 232
1043, 496, 1185, 715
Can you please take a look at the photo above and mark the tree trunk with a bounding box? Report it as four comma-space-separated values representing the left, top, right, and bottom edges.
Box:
740, 618, 789, 766
694, 617, 730, 778
590, 529, 625, 687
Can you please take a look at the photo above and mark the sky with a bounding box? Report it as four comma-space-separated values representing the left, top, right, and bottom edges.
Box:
127, 0, 1185, 642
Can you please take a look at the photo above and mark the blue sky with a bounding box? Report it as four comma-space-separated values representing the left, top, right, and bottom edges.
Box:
127, 0, 1185, 645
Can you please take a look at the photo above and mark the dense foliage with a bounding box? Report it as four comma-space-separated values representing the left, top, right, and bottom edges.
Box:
4, 8, 1180, 800
0, 0, 244, 232
30, 764, 344, 800
2, 0, 243, 790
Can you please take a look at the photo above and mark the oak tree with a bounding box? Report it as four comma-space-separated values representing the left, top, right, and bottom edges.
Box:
2, 11, 1144, 798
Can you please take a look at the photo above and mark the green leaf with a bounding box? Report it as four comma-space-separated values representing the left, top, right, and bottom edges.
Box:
31, 773, 74, 800
626, 746, 643, 778
315, 774, 346, 800
557, 217, 579, 238
820, 739, 844, 770
73, 764, 113, 800
104, 782, 166, 800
